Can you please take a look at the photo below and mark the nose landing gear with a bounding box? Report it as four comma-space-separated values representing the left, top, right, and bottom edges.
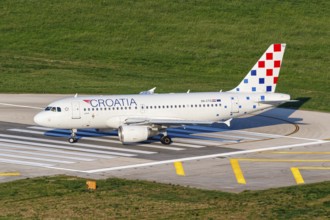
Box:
68, 129, 78, 143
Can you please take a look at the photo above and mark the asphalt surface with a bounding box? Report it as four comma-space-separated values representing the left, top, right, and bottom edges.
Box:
0, 94, 329, 192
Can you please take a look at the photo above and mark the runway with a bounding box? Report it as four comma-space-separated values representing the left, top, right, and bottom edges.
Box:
0, 94, 329, 192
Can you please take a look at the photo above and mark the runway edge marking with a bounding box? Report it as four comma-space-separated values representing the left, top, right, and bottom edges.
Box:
8, 140, 327, 174
84, 140, 329, 173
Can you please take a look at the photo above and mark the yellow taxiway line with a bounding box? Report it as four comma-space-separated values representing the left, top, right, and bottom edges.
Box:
298, 167, 330, 170
230, 159, 246, 184
270, 151, 330, 155
230, 158, 330, 185
291, 167, 304, 184
0, 172, 20, 176
235, 159, 330, 162
291, 167, 330, 184
173, 162, 185, 176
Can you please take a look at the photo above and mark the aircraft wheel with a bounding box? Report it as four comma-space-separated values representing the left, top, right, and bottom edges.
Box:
160, 136, 172, 145
68, 137, 77, 143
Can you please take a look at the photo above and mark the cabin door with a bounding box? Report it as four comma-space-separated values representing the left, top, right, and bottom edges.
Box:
71, 101, 81, 119
231, 97, 239, 113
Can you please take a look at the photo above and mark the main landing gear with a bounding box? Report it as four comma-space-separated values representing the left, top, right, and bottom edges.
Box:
160, 131, 172, 145
68, 129, 78, 143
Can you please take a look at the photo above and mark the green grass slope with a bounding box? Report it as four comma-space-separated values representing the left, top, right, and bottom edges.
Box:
0, 0, 329, 111
0, 176, 329, 219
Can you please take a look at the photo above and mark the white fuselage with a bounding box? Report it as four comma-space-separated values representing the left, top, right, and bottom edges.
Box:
34, 92, 290, 129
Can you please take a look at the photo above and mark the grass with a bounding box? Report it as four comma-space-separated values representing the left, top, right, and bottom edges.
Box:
0, 0, 329, 111
0, 176, 329, 219
0, 2, 329, 217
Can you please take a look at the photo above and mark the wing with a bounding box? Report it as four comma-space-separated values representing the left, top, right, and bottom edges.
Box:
124, 117, 232, 127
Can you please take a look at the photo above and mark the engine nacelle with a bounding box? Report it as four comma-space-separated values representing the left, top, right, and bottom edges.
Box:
118, 126, 158, 144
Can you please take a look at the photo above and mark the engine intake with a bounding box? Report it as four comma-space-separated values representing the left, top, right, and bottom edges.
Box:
118, 125, 158, 144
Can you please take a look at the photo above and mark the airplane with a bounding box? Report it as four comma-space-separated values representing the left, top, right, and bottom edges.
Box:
34, 43, 292, 145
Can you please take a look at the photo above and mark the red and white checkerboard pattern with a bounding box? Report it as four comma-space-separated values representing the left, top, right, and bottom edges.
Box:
231, 44, 286, 93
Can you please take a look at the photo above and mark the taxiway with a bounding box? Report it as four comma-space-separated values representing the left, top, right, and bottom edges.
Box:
0, 94, 329, 192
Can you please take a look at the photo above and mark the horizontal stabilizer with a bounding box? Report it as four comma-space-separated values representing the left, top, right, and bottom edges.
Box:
257, 99, 298, 105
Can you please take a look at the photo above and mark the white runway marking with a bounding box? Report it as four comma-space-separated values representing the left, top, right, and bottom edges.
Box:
0, 142, 114, 160
0, 137, 131, 157
131, 143, 184, 151
29, 126, 219, 149
0, 158, 54, 167
165, 142, 205, 148
0, 102, 43, 109
3, 132, 155, 155
84, 140, 329, 173
0, 153, 74, 164
28, 126, 192, 150
172, 137, 237, 146
194, 126, 322, 142
169, 128, 260, 141
0, 147, 94, 161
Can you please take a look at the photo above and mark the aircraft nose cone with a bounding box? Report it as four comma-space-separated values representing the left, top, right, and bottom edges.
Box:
34, 112, 48, 126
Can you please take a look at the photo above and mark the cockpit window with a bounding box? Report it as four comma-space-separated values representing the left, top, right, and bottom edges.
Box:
45, 106, 62, 112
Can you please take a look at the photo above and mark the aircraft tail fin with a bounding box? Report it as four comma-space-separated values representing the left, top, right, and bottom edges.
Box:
230, 44, 286, 93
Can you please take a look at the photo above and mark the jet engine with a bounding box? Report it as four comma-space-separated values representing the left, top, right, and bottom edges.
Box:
118, 125, 158, 144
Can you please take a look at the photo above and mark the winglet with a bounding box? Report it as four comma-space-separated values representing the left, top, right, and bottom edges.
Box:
140, 87, 156, 95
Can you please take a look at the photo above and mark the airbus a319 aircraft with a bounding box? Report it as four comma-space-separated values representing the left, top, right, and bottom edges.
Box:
34, 44, 292, 145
